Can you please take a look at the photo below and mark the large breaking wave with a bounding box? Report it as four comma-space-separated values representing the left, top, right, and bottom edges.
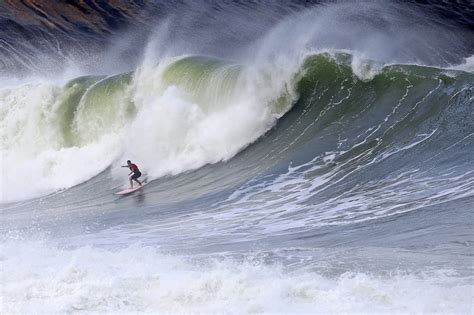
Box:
2, 53, 472, 204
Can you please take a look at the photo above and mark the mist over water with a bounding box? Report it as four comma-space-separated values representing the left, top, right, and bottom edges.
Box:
1, 1, 473, 313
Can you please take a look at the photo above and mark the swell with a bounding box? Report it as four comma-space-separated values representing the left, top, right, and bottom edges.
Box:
2, 53, 472, 213
166, 53, 474, 234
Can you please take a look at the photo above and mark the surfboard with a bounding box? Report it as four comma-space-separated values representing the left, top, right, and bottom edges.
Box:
114, 184, 145, 195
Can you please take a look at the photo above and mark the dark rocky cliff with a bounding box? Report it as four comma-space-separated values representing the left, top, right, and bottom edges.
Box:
0, 0, 158, 74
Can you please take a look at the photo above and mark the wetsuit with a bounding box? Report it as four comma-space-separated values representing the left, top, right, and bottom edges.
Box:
129, 163, 142, 180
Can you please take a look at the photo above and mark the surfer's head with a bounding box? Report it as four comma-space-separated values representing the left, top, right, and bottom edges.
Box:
127, 160, 131, 165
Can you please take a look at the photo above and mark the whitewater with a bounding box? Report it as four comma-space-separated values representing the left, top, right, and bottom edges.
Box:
1, 1, 473, 313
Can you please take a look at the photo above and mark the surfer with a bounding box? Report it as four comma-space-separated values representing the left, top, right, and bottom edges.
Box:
122, 160, 142, 188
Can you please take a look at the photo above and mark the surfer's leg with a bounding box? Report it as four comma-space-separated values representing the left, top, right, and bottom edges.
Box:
131, 172, 142, 186
133, 172, 142, 185
129, 175, 133, 188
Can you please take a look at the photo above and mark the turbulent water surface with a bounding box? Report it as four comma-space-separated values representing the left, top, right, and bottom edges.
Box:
1, 1, 473, 313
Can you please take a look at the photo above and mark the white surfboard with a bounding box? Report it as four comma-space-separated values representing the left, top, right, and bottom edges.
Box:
114, 184, 145, 195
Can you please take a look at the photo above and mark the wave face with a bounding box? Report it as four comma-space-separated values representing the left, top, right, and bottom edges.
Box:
1, 54, 293, 202
1, 1, 473, 313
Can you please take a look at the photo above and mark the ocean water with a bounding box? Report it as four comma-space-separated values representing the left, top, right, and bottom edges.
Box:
1, 1, 473, 313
